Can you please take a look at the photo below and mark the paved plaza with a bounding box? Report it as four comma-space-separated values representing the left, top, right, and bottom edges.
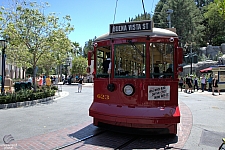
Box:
0, 83, 224, 149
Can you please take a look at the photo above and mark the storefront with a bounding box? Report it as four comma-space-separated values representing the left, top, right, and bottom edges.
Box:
211, 65, 225, 90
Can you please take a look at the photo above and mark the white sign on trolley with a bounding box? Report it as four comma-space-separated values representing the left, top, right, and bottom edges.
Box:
148, 86, 170, 100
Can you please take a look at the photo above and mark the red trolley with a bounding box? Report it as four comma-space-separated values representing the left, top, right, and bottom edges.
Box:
88, 20, 183, 134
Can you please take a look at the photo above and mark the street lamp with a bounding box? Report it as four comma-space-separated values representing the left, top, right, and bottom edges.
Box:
184, 44, 198, 74
166, 9, 173, 28
64, 57, 70, 80
0, 39, 7, 94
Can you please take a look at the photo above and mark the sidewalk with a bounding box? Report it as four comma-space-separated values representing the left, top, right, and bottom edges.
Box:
179, 89, 225, 149
57, 82, 93, 87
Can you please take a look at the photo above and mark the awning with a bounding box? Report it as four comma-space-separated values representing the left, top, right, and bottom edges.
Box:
200, 67, 212, 73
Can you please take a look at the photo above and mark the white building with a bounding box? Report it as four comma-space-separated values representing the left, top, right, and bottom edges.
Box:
0, 56, 24, 79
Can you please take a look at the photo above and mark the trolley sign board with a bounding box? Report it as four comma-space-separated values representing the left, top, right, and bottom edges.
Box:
148, 86, 170, 100
110, 20, 153, 34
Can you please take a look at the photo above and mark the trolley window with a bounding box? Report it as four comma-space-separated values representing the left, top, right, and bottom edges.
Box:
150, 43, 174, 79
114, 43, 145, 78
96, 46, 111, 78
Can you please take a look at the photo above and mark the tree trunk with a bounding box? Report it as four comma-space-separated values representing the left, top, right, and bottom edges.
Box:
33, 65, 38, 92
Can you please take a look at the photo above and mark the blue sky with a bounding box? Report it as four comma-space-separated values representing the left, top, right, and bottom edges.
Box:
44, 0, 159, 48
1, 0, 159, 48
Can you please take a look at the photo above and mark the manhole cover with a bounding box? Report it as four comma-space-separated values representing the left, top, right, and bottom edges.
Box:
200, 129, 225, 148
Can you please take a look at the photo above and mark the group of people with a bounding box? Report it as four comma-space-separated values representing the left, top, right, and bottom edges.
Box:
37, 75, 52, 88
179, 74, 221, 95
27, 75, 53, 89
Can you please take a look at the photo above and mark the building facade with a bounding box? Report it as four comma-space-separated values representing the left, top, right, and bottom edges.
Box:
0, 56, 24, 79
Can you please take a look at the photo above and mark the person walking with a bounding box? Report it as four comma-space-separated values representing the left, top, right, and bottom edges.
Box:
207, 74, 213, 92
87, 75, 90, 83
193, 76, 199, 91
185, 75, 193, 93
78, 76, 83, 93
201, 75, 206, 92
179, 77, 184, 92
46, 76, 51, 88
38, 76, 43, 89
212, 74, 221, 95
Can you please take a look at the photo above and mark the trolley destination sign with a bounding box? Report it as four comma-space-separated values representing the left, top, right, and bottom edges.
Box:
110, 20, 152, 34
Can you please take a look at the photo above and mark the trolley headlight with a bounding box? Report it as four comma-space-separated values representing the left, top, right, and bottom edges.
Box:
123, 84, 134, 96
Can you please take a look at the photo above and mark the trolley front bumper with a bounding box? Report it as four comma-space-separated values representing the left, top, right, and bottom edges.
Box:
89, 102, 180, 127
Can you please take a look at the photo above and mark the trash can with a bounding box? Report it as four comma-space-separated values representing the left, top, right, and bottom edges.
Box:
20, 82, 26, 90
14, 82, 21, 92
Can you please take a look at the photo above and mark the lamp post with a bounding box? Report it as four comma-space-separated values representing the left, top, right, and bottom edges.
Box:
190, 44, 193, 75
184, 43, 198, 75
64, 57, 70, 81
0, 39, 7, 94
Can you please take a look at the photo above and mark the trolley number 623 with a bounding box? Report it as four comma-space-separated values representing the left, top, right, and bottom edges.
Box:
97, 94, 110, 100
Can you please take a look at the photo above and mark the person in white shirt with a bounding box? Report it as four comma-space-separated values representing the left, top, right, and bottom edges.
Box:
27, 75, 32, 85
201, 75, 206, 92
108, 60, 111, 74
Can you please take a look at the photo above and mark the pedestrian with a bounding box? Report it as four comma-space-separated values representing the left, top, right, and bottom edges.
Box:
27, 75, 32, 84
50, 76, 53, 84
201, 75, 206, 92
27, 75, 33, 89
78, 76, 83, 93
46, 76, 51, 88
87, 75, 90, 83
212, 74, 221, 95
193, 76, 199, 91
207, 74, 213, 92
179, 77, 184, 91
185, 75, 193, 93
53, 76, 56, 85
38, 76, 43, 89
43, 74, 46, 85
189, 75, 194, 93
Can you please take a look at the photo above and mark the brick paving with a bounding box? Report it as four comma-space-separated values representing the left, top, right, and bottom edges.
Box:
3, 100, 192, 150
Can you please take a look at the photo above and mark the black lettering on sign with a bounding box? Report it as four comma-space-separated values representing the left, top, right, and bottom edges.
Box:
154, 95, 160, 99
110, 21, 152, 34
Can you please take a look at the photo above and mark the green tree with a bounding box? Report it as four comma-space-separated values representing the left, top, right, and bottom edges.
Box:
128, 13, 151, 22
152, 0, 167, 28
2, 1, 74, 90
215, 0, 225, 18
153, 0, 205, 50
71, 56, 87, 75
71, 41, 82, 56
203, 2, 225, 45
195, 0, 214, 8
83, 38, 96, 58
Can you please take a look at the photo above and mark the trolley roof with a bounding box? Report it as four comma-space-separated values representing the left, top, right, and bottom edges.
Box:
95, 28, 178, 42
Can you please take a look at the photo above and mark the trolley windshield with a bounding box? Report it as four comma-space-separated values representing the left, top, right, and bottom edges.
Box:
96, 42, 174, 79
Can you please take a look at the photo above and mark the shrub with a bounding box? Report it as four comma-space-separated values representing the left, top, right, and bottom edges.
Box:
0, 89, 56, 104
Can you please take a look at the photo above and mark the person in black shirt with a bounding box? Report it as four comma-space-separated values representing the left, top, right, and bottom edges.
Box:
185, 75, 193, 93
78, 76, 83, 93
103, 52, 111, 73
153, 64, 160, 78
212, 74, 221, 95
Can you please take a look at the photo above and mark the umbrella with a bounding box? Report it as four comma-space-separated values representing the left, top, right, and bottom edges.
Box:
200, 67, 212, 73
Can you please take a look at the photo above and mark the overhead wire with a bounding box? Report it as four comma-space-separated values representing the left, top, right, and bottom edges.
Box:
113, 0, 118, 25
142, 0, 146, 19
109, 0, 119, 83
151, 0, 155, 13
